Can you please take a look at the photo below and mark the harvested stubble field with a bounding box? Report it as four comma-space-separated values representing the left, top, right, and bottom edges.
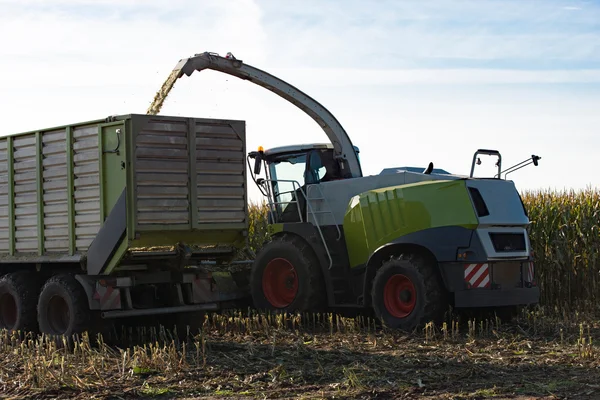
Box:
1, 188, 599, 399
1, 310, 600, 399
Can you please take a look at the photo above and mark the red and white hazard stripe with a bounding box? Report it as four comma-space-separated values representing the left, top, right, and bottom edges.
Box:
464, 263, 491, 288
190, 276, 216, 303
526, 262, 534, 283
93, 284, 121, 310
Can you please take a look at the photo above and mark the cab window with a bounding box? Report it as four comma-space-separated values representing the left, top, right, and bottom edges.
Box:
268, 153, 307, 210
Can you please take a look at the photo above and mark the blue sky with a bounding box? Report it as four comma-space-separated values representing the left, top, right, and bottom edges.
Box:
0, 0, 598, 201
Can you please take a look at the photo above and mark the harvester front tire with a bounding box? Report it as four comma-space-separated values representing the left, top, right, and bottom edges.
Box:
37, 274, 90, 341
0, 271, 42, 334
250, 234, 326, 312
371, 253, 447, 331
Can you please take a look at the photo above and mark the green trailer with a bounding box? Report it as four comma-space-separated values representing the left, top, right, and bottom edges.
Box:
0, 113, 251, 337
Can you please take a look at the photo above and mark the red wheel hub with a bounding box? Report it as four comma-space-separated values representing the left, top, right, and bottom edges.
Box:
383, 274, 416, 318
262, 258, 298, 308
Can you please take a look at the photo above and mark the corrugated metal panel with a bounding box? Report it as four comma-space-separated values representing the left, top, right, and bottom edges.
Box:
0, 113, 249, 261
196, 121, 246, 225
73, 125, 101, 251
42, 129, 69, 252
0, 139, 8, 251
135, 118, 190, 226
13, 134, 38, 252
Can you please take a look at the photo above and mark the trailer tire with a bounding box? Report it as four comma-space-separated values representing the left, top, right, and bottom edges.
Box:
371, 253, 447, 331
37, 274, 90, 340
0, 271, 42, 334
251, 234, 326, 312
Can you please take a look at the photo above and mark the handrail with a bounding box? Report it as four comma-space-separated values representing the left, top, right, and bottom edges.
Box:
495, 155, 542, 179
306, 184, 341, 241
470, 149, 502, 178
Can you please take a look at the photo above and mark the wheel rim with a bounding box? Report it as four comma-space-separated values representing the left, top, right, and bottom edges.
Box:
47, 295, 70, 335
0, 292, 17, 329
262, 258, 298, 308
383, 274, 417, 318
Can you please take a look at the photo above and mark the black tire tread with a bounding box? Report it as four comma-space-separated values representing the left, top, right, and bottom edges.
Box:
251, 233, 326, 312
37, 273, 90, 337
371, 252, 447, 330
0, 271, 42, 333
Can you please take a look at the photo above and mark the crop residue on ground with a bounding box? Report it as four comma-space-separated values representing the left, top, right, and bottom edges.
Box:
1, 310, 599, 399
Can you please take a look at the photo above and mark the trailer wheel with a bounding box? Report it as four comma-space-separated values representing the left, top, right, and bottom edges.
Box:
37, 274, 90, 339
371, 253, 447, 331
0, 271, 42, 333
251, 234, 326, 312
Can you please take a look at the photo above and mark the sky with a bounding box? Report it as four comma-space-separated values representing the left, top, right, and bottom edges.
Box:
0, 0, 598, 203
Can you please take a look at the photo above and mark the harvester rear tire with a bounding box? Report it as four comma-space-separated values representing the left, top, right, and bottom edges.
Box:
371, 253, 447, 331
250, 234, 326, 313
37, 274, 90, 342
0, 271, 42, 334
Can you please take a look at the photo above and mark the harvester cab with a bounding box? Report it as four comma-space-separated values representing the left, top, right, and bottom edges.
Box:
159, 51, 543, 331
248, 143, 360, 224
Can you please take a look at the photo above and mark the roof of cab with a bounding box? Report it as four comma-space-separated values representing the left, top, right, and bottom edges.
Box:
264, 143, 360, 156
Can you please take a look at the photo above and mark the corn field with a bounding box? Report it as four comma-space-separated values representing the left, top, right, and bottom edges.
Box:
247, 188, 600, 316
523, 188, 600, 315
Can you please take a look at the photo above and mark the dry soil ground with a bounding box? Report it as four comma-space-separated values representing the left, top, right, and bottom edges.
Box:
1, 311, 599, 399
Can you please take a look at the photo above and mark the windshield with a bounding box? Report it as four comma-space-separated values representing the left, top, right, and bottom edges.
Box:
264, 149, 341, 223
268, 153, 308, 209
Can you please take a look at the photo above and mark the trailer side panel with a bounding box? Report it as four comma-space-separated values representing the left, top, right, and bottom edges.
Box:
196, 119, 247, 228
130, 115, 248, 240
73, 125, 101, 252
134, 117, 191, 228
0, 139, 8, 253
14, 133, 39, 254
42, 129, 69, 253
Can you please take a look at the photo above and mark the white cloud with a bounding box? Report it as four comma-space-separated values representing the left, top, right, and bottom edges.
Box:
0, 0, 598, 203
255, 0, 600, 69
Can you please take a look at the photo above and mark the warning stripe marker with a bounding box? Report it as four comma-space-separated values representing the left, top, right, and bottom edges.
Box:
464, 263, 491, 288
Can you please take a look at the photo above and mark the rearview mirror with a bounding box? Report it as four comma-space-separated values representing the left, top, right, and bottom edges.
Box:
253, 157, 262, 175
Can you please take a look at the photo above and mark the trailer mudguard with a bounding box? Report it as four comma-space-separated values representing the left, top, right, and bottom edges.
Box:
86, 189, 127, 275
